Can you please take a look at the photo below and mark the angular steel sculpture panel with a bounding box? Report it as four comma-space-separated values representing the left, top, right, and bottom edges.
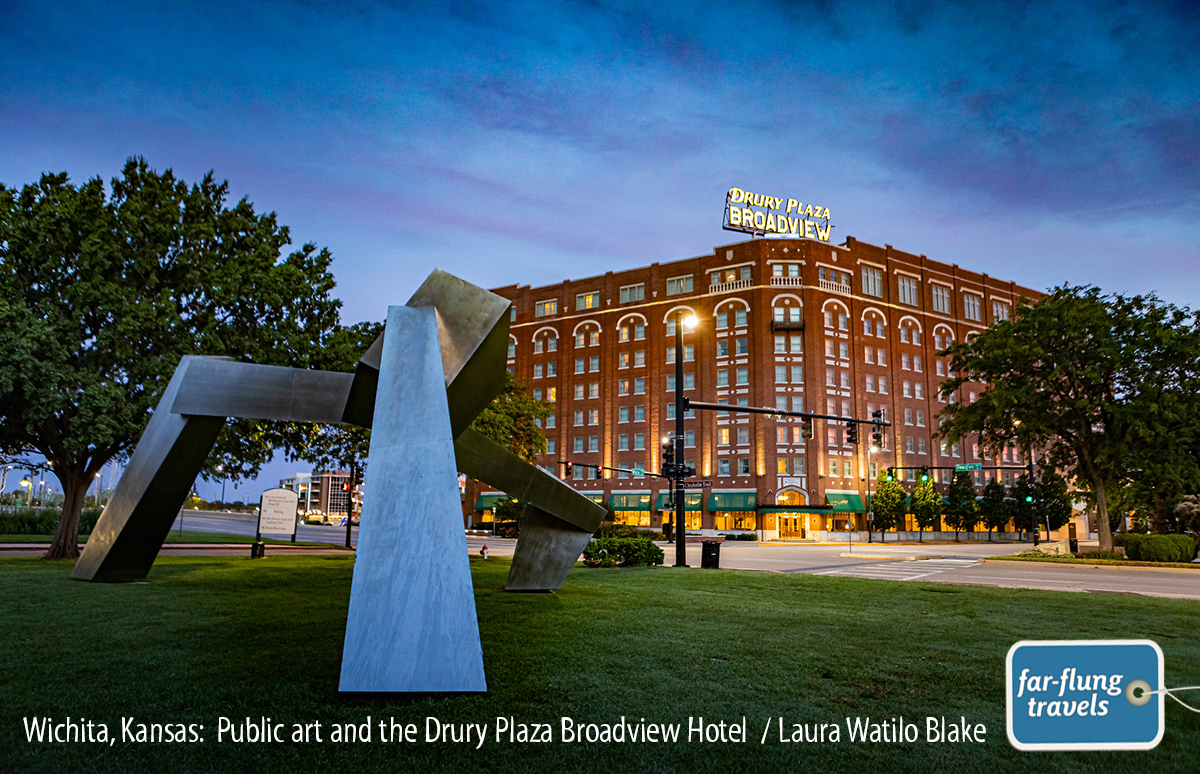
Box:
72, 269, 604, 691
339, 306, 485, 692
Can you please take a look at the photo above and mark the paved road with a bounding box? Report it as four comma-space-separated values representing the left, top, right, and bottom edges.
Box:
171, 510, 360, 547
12, 512, 1197, 600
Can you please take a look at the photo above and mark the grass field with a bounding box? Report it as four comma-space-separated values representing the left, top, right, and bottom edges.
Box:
2, 555, 1197, 773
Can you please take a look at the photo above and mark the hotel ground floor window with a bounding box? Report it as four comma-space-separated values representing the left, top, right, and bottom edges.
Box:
713, 511, 756, 531
614, 510, 651, 527
662, 511, 702, 531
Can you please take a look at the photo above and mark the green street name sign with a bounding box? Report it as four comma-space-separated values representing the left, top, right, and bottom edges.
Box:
955, 463, 982, 472
631, 468, 645, 476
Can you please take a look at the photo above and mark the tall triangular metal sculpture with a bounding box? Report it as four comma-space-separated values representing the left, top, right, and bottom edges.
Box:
71, 271, 605, 692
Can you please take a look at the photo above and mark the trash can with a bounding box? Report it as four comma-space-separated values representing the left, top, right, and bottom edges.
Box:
1068, 523, 1079, 554
701, 539, 721, 569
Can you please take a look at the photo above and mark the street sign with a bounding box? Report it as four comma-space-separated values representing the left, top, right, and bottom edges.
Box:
955, 463, 982, 472
631, 468, 645, 476
683, 481, 713, 488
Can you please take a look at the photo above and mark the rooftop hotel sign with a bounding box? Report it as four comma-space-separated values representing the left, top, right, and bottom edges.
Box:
723, 187, 832, 241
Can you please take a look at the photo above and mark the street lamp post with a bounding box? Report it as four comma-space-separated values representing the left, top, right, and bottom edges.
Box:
670, 310, 697, 568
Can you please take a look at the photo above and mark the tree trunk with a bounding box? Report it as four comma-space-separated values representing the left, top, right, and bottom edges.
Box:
1094, 477, 1113, 552
44, 468, 90, 560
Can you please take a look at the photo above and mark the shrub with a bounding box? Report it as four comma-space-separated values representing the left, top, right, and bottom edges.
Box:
1075, 550, 1124, 561
582, 538, 664, 568
595, 523, 664, 541
0, 506, 104, 536
720, 532, 758, 541
1121, 533, 1196, 562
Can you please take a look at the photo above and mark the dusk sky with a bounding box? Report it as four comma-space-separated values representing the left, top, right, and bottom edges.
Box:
3, 0, 1198, 499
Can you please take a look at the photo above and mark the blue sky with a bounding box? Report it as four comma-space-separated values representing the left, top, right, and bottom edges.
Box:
3, 0, 1197, 499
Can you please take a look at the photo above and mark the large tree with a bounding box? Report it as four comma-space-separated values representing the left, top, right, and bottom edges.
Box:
468, 371, 552, 463
0, 159, 342, 559
937, 285, 1200, 551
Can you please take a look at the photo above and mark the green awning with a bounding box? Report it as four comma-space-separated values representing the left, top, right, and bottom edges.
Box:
609, 494, 653, 511
709, 492, 757, 511
474, 494, 506, 511
655, 492, 703, 511
825, 493, 865, 512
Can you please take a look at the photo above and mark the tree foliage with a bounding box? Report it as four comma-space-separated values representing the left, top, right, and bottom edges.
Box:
943, 471, 979, 539
468, 371, 552, 463
870, 473, 907, 541
979, 478, 1009, 538
0, 159, 342, 558
1036, 470, 1074, 533
912, 478, 942, 539
936, 285, 1200, 551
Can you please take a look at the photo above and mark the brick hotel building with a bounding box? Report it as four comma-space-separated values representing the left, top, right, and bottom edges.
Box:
471, 236, 1039, 540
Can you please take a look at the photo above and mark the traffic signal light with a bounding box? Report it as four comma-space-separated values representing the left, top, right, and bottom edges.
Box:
800, 418, 814, 439
845, 421, 858, 445
342, 482, 350, 491
1025, 494, 1034, 503
886, 467, 895, 481
919, 467, 929, 482
564, 461, 573, 476
871, 423, 883, 447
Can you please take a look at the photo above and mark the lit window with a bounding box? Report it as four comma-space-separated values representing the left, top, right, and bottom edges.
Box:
576, 292, 600, 311
718, 428, 730, 445
535, 300, 558, 317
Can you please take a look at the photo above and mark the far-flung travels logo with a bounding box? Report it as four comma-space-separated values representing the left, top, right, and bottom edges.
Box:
1006, 640, 1164, 750
723, 187, 832, 240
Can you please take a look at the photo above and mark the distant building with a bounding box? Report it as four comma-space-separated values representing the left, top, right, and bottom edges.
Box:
474, 235, 1040, 539
279, 470, 351, 518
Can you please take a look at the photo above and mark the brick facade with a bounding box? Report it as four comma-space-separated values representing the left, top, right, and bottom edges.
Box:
474, 236, 1039, 539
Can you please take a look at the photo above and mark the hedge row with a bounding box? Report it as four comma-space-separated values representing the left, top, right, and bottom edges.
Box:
596, 523, 665, 541
1113, 533, 1198, 563
0, 507, 103, 536
582, 537, 664, 568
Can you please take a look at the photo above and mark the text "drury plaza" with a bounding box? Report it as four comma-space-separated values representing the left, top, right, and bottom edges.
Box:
468, 234, 1051, 541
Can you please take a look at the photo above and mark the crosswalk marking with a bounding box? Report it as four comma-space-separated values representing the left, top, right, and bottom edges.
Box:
815, 558, 978, 581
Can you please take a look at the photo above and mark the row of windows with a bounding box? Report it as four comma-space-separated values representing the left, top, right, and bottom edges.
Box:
857, 270, 1005, 324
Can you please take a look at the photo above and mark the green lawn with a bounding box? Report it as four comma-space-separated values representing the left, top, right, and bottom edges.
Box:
0, 531, 335, 546
2, 556, 1197, 773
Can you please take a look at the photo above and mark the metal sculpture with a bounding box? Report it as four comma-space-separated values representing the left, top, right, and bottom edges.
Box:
71, 270, 605, 692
